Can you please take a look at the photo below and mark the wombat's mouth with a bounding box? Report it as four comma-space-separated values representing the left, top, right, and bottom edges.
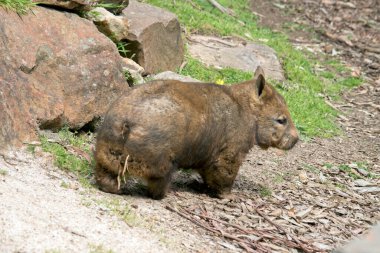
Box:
278, 137, 298, 150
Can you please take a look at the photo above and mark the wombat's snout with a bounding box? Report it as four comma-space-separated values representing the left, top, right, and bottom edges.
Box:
281, 128, 299, 150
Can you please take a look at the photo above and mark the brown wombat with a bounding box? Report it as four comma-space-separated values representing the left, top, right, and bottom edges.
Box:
94, 67, 298, 199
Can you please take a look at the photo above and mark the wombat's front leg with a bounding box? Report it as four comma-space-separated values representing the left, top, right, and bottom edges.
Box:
199, 158, 240, 199
95, 163, 122, 194
147, 171, 173, 200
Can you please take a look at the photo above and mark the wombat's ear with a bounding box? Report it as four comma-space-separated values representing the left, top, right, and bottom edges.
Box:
254, 66, 265, 97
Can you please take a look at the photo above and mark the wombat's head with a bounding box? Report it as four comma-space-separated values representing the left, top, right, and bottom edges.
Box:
251, 67, 299, 150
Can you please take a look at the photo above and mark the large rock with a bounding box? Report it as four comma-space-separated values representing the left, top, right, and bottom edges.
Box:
152, 71, 200, 83
188, 35, 285, 81
33, 0, 94, 11
0, 7, 129, 149
122, 0, 184, 74
33, 0, 129, 13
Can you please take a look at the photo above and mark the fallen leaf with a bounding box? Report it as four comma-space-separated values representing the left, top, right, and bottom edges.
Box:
313, 242, 333, 251
354, 179, 373, 187
299, 171, 308, 184
296, 206, 313, 219
354, 187, 380, 193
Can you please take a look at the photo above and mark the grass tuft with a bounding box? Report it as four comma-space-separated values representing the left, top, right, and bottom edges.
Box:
0, 0, 35, 14
258, 185, 272, 197
95, 198, 138, 226
0, 168, 8, 176
39, 128, 94, 186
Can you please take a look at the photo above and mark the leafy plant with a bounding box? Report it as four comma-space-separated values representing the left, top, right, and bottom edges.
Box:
116, 41, 131, 57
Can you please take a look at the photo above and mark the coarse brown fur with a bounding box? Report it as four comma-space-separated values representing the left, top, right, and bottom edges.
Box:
94, 67, 298, 199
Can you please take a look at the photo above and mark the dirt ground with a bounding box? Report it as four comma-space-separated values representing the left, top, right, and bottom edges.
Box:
1, 1, 379, 252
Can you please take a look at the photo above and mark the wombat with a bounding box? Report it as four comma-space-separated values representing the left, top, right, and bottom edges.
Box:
94, 67, 298, 199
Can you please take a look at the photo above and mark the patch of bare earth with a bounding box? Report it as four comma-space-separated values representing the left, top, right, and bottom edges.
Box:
0, 150, 170, 253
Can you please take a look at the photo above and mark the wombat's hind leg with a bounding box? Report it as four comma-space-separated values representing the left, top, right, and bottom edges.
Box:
95, 164, 122, 194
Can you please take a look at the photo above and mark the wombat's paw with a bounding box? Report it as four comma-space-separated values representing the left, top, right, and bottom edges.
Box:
147, 177, 170, 200
147, 190, 167, 200
207, 188, 233, 199
147, 184, 168, 200
98, 183, 123, 195
216, 192, 237, 201
96, 174, 123, 195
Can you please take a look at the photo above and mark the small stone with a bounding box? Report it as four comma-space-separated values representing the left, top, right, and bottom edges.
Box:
86, 7, 129, 42
299, 171, 308, 183
313, 242, 332, 251
324, 44, 333, 54
356, 168, 369, 176
319, 171, 327, 183
354, 179, 373, 187
122, 58, 145, 74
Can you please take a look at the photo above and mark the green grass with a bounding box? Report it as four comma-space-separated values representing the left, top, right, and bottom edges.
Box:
303, 164, 320, 174
0, 0, 35, 14
96, 198, 138, 226
338, 164, 361, 180
89, 244, 115, 253
0, 168, 8, 176
144, 0, 362, 137
323, 162, 379, 179
180, 56, 252, 84
258, 185, 272, 197
39, 128, 94, 186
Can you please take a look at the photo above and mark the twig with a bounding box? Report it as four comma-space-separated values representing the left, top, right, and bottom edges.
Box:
255, 207, 314, 253
206, 0, 235, 16
252, 10, 265, 18
325, 100, 342, 112
179, 61, 187, 73
122, 154, 129, 183
184, 208, 272, 252
185, 0, 202, 11
117, 154, 130, 190
63, 226, 87, 238
319, 30, 380, 54
166, 205, 257, 252
194, 208, 308, 250
187, 209, 251, 234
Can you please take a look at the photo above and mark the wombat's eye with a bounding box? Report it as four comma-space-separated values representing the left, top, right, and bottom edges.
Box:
276, 117, 287, 125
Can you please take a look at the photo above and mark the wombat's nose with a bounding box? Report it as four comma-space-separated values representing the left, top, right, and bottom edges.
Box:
290, 129, 299, 147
